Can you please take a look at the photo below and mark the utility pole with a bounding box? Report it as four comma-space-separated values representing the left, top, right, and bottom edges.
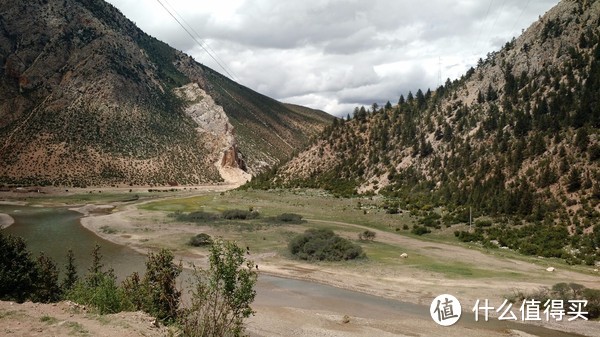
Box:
469, 206, 472, 232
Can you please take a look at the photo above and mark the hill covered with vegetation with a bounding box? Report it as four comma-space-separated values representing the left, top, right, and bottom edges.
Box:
248, 0, 600, 264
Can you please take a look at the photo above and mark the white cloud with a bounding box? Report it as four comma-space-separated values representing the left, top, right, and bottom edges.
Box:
106, 0, 559, 117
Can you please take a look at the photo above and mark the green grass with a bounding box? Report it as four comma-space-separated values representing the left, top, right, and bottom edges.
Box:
40, 315, 58, 324
65, 321, 89, 336
19, 192, 145, 205
139, 195, 214, 212
414, 261, 522, 279
0, 310, 19, 319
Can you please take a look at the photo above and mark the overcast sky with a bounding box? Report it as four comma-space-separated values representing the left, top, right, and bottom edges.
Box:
106, 0, 559, 117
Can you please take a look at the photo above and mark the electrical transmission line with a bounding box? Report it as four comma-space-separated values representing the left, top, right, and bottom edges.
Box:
155, 0, 240, 82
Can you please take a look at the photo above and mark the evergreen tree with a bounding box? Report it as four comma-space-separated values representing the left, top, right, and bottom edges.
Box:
62, 249, 78, 292
567, 168, 582, 192
33, 252, 61, 303
0, 232, 38, 303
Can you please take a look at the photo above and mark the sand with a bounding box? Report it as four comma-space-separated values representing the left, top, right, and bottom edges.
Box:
0, 212, 15, 229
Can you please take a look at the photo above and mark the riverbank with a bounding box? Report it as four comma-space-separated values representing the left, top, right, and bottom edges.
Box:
3, 186, 596, 337
0, 212, 14, 229
68, 190, 600, 337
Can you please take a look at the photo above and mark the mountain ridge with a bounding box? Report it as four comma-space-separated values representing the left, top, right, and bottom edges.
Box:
255, 0, 600, 217
0, 0, 332, 187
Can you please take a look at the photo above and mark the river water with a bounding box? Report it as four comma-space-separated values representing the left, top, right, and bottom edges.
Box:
0, 205, 589, 337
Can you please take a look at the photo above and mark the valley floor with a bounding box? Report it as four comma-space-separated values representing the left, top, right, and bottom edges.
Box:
1, 187, 599, 336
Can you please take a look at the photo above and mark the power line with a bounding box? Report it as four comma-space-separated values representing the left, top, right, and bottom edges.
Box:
154, 0, 239, 82
473, 0, 495, 59
484, 0, 508, 49
161, 0, 241, 83
510, 0, 532, 37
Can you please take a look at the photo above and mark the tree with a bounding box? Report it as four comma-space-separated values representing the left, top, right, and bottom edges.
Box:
0, 232, 38, 303
62, 249, 78, 292
142, 249, 182, 324
67, 245, 126, 314
371, 102, 379, 114
567, 168, 582, 192
575, 127, 589, 151
180, 239, 257, 337
33, 252, 61, 303
416, 89, 426, 109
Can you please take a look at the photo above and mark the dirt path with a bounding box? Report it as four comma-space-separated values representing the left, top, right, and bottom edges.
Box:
0, 300, 170, 337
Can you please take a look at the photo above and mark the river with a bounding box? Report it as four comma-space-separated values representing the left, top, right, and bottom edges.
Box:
0, 205, 589, 337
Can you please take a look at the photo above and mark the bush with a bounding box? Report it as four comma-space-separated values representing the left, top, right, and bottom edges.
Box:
122, 251, 188, 325
170, 211, 219, 223
67, 271, 129, 314
475, 219, 493, 228
510, 283, 600, 319
411, 225, 431, 236
454, 230, 484, 242
222, 209, 260, 220
189, 233, 213, 247
288, 228, 365, 261
66, 245, 130, 314
358, 230, 376, 241
273, 213, 304, 224
180, 240, 257, 336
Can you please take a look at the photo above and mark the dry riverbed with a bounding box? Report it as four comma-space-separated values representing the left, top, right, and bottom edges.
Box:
3, 188, 599, 336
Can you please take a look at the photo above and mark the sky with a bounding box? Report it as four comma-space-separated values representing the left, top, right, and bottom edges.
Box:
106, 0, 559, 117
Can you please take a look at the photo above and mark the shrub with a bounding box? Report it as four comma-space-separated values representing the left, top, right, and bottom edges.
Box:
141, 249, 182, 324
273, 213, 304, 224
67, 271, 129, 314
66, 245, 130, 314
189, 233, 213, 247
475, 219, 493, 228
454, 230, 484, 242
222, 209, 259, 220
358, 230, 376, 241
411, 225, 431, 236
288, 228, 365, 261
180, 240, 257, 337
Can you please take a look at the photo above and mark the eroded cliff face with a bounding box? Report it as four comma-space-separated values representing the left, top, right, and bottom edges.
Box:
174, 83, 250, 184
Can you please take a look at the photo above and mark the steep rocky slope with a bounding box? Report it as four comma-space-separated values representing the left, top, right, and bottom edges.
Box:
260, 0, 600, 218
0, 0, 332, 187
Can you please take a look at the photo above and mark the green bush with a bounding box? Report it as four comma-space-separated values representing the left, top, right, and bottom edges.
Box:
273, 213, 304, 224
288, 228, 365, 261
411, 225, 431, 236
358, 230, 376, 241
180, 240, 257, 336
66, 245, 131, 314
67, 271, 130, 314
189, 233, 213, 247
222, 209, 260, 220
454, 230, 484, 242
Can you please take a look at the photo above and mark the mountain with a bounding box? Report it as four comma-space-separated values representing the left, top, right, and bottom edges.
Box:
256, 0, 600, 218
0, 0, 332, 187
